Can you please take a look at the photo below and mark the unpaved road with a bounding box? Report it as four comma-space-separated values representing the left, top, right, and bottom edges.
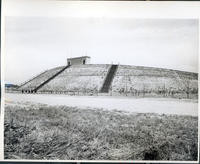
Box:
5, 93, 198, 116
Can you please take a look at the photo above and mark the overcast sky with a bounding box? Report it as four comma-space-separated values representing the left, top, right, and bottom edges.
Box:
4, 1, 199, 84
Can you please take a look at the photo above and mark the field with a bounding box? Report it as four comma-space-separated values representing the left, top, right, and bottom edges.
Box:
4, 100, 198, 160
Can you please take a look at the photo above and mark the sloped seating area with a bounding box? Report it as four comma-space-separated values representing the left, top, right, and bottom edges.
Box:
60, 64, 109, 76
116, 65, 197, 79
112, 65, 198, 97
20, 66, 65, 91
38, 64, 110, 92
19, 63, 198, 98
112, 76, 184, 92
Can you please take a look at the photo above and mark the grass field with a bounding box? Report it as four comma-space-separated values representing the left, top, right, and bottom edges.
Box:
4, 101, 198, 161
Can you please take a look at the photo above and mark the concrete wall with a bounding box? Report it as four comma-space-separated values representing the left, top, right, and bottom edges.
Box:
67, 57, 90, 65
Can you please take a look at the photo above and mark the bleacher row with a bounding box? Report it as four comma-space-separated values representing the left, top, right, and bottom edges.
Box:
112, 76, 197, 92
18, 64, 198, 97
20, 66, 65, 91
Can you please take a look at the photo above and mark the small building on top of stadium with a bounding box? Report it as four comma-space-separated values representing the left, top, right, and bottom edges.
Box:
67, 56, 91, 65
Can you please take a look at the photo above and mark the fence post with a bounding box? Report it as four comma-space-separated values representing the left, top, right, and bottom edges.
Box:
186, 81, 190, 99
163, 84, 166, 97
143, 84, 145, 97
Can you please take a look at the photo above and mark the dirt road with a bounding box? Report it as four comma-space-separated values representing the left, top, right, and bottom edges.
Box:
5, 93, 198, 116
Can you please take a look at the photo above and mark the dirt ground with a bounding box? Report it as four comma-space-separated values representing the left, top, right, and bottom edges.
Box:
5, 93, 198, 116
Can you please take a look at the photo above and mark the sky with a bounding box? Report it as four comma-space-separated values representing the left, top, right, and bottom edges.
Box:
3, 1, 199, 84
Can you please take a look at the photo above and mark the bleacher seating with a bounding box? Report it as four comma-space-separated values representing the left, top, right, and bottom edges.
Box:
38, 64, 110, 92
19, 64, 198, 98
112, 65, 198, 94
20, 66, 64, 91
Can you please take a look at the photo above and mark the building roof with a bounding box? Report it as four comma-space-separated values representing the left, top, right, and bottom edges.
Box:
67, 56, 91, 60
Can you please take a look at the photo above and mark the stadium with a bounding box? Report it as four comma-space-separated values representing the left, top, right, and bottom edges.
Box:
17, 56, 198, 99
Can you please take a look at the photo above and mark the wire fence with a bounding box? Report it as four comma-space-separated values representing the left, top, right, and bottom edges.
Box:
6, 86, 198, 99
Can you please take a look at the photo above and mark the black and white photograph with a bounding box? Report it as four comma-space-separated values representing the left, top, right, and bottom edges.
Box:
2, 0, 199, 162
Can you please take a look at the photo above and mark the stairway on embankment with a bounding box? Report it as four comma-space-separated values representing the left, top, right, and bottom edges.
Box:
32, 65, 71, 92
100, 64, 118, 93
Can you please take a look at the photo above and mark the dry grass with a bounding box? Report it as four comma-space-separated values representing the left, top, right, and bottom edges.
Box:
4, 102, 198, 160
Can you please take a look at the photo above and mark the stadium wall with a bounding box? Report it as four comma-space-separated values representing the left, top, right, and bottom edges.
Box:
17, 64, 198, 99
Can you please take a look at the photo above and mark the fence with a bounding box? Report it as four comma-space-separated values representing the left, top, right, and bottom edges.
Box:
7, 87, 198, 99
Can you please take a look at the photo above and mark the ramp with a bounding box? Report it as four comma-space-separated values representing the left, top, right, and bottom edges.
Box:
100, 64, 118, 93
33, 65, 70, 92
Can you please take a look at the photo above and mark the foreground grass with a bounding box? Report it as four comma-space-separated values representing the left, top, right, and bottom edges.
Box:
4, 102, 198, 160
